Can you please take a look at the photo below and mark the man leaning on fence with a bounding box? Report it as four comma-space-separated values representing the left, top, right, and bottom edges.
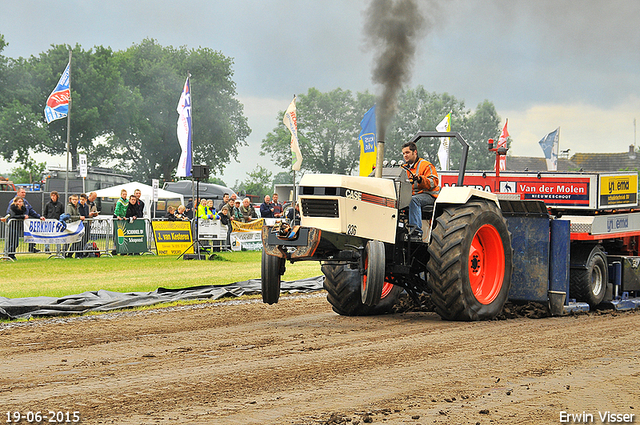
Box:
2, 187, 45, 255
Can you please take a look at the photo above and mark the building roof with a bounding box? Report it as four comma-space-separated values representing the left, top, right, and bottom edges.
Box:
506, 157, 579, 172
570, 150, 639, 172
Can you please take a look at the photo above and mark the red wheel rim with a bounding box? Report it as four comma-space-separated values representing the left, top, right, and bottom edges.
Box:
468, 224, 505, 304
361, 255, 368, 293
381, 281, 394, 298
362, 256, 394, 300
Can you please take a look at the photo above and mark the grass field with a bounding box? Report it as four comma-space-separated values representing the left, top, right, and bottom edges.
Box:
0, 251, 322, 299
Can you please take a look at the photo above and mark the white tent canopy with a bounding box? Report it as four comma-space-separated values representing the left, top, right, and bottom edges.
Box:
93, 182, 184, 218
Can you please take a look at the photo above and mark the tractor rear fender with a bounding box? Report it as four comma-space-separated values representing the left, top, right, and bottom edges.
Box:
427, 187, 501, 244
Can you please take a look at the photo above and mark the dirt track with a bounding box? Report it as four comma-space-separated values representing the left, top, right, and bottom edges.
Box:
1, 293, 638, 425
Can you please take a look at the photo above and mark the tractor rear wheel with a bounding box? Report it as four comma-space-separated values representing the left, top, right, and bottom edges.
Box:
261, 250, 285, 304
361, 240, 385, 306
427, 199, 513, 321
323, 263, 402, 316
570, 244, 607, 307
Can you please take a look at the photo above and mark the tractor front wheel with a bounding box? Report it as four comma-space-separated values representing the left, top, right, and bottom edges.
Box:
361, 240, 385, 306
261, 250, 285, 304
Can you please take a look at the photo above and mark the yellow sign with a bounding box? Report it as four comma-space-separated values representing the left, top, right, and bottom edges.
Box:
231, 218, 265, 232
152, 221, 194, 255
600, 174, 638, 207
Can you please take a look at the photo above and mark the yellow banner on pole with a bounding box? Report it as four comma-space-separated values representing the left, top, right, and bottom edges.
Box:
231, 218, 265, 232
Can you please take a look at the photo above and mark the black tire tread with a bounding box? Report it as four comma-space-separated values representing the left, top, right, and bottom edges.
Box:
569, 244, 607, 306
322, 263, 401, 316
426, 200, 513, 321
261, 251, 284, 304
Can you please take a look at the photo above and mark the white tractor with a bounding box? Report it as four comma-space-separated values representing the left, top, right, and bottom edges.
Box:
261, 132, 514, 320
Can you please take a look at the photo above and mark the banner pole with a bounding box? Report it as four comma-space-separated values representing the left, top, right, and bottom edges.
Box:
64, 50, 72, 201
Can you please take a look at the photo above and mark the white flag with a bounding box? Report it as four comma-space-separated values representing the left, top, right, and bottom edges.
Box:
539, 127, 560, 171
176, 77, 192, 177
283, 96, 302, 171
436, 113, 451, 171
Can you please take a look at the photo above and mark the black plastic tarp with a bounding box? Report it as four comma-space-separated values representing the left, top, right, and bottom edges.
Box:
0, 276, 324, 320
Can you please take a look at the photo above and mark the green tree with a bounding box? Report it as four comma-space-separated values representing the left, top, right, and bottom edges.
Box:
459, 100, 505, 170
383, 87, 468, 168
14, 44, 122, 170
10, 159, 46, 184
103, 39, 251, 182
261, 88, 376, 175
0, 38, 250, 183
235, 165, 273, 199
273, 171, 293, 185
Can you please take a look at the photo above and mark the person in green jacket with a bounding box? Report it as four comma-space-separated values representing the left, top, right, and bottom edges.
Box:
113, 189, 128, 220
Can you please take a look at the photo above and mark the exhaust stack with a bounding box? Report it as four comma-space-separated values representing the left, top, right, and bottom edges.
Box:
374, 138, 385, 178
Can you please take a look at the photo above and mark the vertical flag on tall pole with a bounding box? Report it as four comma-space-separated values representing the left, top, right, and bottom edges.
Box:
436, 112, 451, 171
44, 61, 71, 123
176, 77, 192, 177
497, 119, 509, 171
538, 127, 560, 171
358, 106, 376, 176
283, 96, 302, 171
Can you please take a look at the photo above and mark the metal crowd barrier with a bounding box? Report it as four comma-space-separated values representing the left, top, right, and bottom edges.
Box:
194, 218, 232, 252
1, 217, 157, 261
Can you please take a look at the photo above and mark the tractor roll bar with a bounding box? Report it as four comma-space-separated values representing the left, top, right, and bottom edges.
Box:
408, 131, 469, 187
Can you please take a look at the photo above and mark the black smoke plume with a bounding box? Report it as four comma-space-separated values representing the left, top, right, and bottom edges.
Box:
364, 0, 427, 139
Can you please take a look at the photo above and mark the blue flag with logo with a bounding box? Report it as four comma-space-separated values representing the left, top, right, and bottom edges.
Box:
358, 105, 376, 176
44, 62, 70, 124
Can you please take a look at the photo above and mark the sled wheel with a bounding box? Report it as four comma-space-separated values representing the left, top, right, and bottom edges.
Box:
427, 199, 513, 321
361, 240, 385, 306
261, 249, 285, 304
570, 245, 607, 307
323, 263, 402, 316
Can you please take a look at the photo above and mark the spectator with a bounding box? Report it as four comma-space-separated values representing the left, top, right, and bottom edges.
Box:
175, 205, 189, 221
3, 187, 45, 253
133, 188, 145, 218
43, 191, 64, 254
230, 193, 237, 204
206, 199, 216, 218
66, 194, 85, 222
287, 202, 301, 226
113, 189, 128, 220
78, 194, 91, 257
43, 191, 64, 220
78, 194, 91, 220
197, 198, 210, 220
239, 198, 258, 223
87, 192, 100, 218
218, 193, 230, 211
272, 193, 284, 218
216, 205, 233, 249
125, 195, 139, 221
185, 198, 195, 220
165, 205, 178, 221
65, 194, 85, 258
6, 197, 28, 259
260, 195, 274, 219
233, 200, 243, 221
226, 198, 237, 220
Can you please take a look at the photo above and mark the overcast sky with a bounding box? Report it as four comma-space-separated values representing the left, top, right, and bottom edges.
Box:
1, 0, 639, 185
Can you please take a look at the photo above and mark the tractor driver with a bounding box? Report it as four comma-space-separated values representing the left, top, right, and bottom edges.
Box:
401, 141, 440, 238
